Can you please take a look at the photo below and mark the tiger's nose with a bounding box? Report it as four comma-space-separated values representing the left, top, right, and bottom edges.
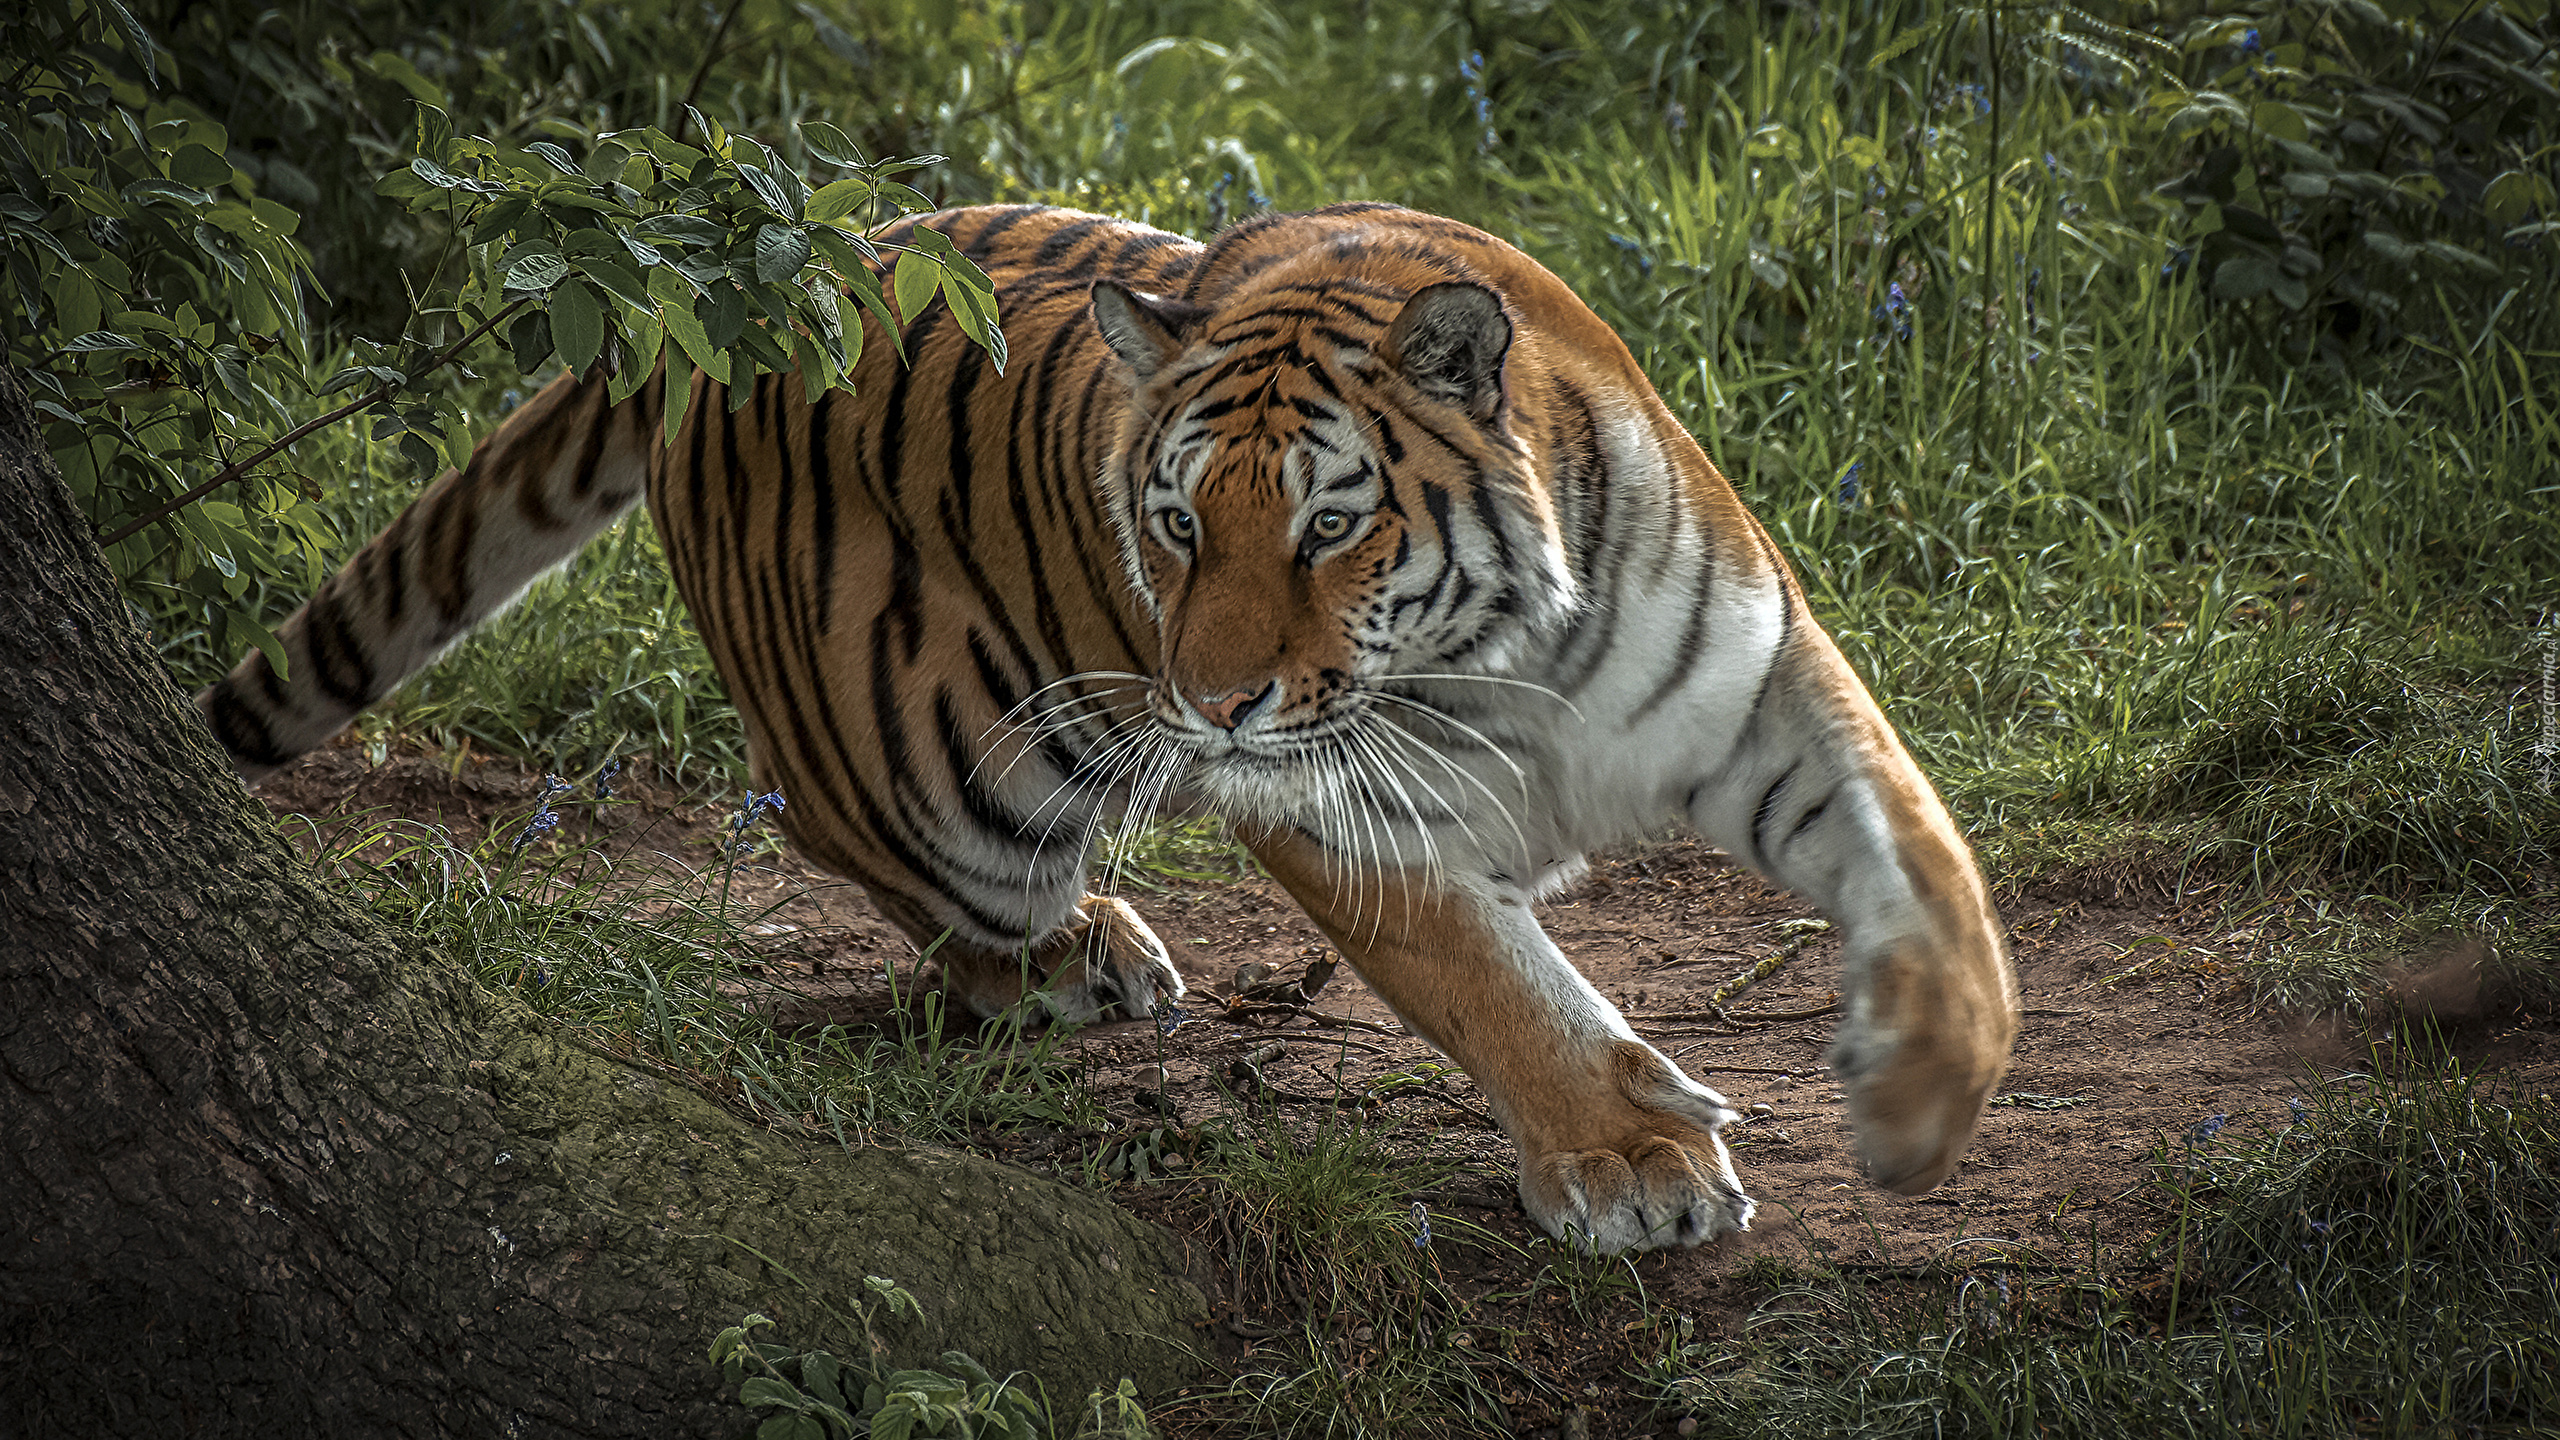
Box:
1194, 681, 1275, 730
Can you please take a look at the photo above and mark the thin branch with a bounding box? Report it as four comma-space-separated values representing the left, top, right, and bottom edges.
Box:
96, 297, 530, 549
669, 0, 752, 145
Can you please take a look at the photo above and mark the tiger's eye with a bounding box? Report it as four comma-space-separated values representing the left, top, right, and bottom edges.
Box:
1309, 509, 1353, 541
1162, 508, 1196, 541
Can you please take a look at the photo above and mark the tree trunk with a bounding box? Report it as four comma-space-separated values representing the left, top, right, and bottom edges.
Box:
0, 368, 1207, 1437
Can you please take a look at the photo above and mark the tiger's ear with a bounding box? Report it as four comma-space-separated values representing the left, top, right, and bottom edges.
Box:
1386, 282, 1511, 422
1091, 281, 1207, 380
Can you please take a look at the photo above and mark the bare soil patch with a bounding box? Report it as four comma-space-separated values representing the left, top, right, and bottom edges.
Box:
260, 744, 2560, 1439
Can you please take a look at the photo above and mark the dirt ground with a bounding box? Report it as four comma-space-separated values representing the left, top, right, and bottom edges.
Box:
261, 744, 2560, 1439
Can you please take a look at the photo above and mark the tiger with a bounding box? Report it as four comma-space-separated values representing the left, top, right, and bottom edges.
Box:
197, 203, 2018, 1253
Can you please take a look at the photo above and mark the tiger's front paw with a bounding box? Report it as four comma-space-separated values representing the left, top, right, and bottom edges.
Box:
1515, 1041, 1756, 1252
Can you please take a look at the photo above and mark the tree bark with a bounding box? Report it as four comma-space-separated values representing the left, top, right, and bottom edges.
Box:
0, 368, 1208, 1437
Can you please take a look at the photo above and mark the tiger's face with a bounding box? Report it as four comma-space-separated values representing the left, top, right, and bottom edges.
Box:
1091, 275, 1578, 823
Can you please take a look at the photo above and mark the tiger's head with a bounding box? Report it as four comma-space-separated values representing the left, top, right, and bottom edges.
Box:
1090, 246, 1579, 824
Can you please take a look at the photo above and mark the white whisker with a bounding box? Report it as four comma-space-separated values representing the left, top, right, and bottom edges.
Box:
1385, 672, 1586, 724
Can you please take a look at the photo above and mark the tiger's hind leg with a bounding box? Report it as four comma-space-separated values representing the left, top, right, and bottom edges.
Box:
874, 891, 1186, 1028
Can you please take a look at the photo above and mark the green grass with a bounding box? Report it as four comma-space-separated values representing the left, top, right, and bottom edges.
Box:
311, 795, 1101, 1147
1643, 1057, 2560, 1439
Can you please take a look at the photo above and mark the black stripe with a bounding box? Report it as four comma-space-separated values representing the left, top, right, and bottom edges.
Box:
1630, 563, 1715, 724
306, 598, 378, 707
1750, 760, 1801, 870
205, 683, 289, 766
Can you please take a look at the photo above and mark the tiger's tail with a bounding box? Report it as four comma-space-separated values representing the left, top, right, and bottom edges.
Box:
197, 371, 664, 782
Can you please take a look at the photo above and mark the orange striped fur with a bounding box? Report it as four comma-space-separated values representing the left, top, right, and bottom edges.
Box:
200, 205, 2017, 1250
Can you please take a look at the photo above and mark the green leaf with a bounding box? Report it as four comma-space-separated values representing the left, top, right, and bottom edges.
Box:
738, 165, 796, 219
840, 263, 901, 361
940, 273, 1005, 373
410, 156, 467, 190
100, 0, 160, 86
2211, 255, 2278, 301
619, 232, 664, 268
701, 284, 748, 350
754, 225, 813, 285
576, 254, 653, 309
228, 605, 290, 683
471, 192, 535, 243
635, 214, 727, 248
408, 100, 455, 161
609, 314, 663, 404
169, 145, 233, 191
892, 250, 940, 328
737, 1377, 807, 1411
2249, 101, 2309, 145
504, 251, 571, 292
799, 1352, 844, 1409
509, 309, 554, 372
805, 178, 873, 225
551, 280, 605, 376
801, 121, 865, 169
375, 168, 435, 200
59, 331, 143, 353
662, 343, 694, 445
527, 141, 580, 176
659, 290, 729, 386
122, 178, 212, 209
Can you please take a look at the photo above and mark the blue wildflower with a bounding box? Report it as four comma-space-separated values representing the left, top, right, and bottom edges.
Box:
2240, 29, 2261, 55
1155, 1002, 1188, 1038
1837, 461, 1864, 505
1459, 51, 1482, 81
2286, 1096, 2309, 1125
1665, 101, 1687, 134
1411, 1201, 1433, 1248
512, 774, 573, 850
594, 758, 623, 802
728, 789, 786, 850
1876, 283, 1912, 343
2186, 1112, 2229, 1147
1606, 233, 1655, 277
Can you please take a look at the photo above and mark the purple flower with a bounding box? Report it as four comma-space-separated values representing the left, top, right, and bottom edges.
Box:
512, 774, 574, 850
728, 790, 787, 848
1411, 1201, 1433, 1248
1876, 283, 1912, 343
2186, 1112, 2228, 1147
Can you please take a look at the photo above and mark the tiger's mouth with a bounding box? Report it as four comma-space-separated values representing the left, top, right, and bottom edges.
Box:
1142, 682, 1494, 859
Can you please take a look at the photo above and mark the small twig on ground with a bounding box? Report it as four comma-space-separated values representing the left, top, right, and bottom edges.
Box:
1222, 1000, 1406, 1036
1633, 995, 1840, 1026
1223, 1031, 1396, 1058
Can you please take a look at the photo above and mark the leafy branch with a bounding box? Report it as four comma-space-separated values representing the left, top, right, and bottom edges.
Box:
95, 297, 529, 548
